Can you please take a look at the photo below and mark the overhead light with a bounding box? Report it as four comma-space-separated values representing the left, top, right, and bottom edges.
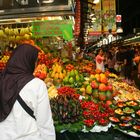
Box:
91, 20, 96, 23
90, 14, 95, 17
42, 0, 54, 4
93, 0, 100, 4
15, 19, 21, 23
116, 27, 123, 33
92, 17, 96, 21
91, 15, 96, 21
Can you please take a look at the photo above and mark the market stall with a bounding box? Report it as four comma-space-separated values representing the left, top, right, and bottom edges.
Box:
1, 38, 140, 138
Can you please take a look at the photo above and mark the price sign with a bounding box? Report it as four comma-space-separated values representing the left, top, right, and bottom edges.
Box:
32, 20, 73, 41
116, 15, 122, 23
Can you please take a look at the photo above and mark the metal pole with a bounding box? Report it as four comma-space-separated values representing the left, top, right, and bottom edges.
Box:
101, 0, 103, 34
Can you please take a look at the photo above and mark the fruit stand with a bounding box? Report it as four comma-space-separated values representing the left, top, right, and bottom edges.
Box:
1, 41, 140, 138
36, 48, 140, 138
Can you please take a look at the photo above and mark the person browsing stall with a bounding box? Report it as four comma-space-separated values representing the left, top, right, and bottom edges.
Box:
0, 42, 56, 140
95, 49, 105, 72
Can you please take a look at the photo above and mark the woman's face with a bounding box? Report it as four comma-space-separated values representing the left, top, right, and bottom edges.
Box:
99, 50, 103, 55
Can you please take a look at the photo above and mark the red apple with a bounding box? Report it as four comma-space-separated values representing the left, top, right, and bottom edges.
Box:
106, 85, 113, 91
106, 100, 113, 106
91, 81, 99, 89
99, 83, 107, 92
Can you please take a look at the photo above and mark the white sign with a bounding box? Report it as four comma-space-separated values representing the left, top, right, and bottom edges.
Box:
116, 15, 122, 22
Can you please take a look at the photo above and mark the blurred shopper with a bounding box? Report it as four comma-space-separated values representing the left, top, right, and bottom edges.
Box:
114, 48, 123, 74
95, 49, 105, 72
124, 46, 135, 83
133, 47, 140, 88
0, 43, 56, 140
107, 51, 117, 74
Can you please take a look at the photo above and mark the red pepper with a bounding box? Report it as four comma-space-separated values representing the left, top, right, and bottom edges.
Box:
84, 119, 95, 127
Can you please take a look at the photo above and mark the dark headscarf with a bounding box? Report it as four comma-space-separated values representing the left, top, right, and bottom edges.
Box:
0, 44, 39, 122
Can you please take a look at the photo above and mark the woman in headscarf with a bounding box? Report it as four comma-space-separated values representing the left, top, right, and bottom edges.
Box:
0, 42, 56, 140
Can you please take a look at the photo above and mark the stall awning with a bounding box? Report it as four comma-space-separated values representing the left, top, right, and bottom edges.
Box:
123, 35, 140, 46
0, 0, 74, 20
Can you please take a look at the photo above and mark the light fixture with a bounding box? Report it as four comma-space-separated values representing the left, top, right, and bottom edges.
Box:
91, 20, 96, 23
15, 19, 21, 23
93, 0, 100, 4
116, 27, 123, 33
92, 17, 96, 21
91, 15, 96, 21
42, 0, 54, 4
90, 14, 95, 17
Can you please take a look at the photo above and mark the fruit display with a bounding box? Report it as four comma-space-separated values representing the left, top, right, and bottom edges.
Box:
45, 56, 139, 134
44, 77, 54, 87
38, 52, 56, 69
0, 61, 6, 71
109, 79, 140, 102
0, 29, 6, 38
0, 26, 32, 42
80, 73, 115, 102
50, 63, 66, 81
50, 94, 81, 123
0, 52, 11, 71
33, 64, 47, 80
62, 69, 85, 88
133, 125, 140, 135
65, 64, 75, 71
108, 76, 140, 136
50, 87, 83, 132
57, 86, 80, 99
1, 36, 140, 136
81, 101, 114, 127
48, 85, 58, 99
108, 73, 118, 79
111, 100, 140, 136
79, 61, 95, 74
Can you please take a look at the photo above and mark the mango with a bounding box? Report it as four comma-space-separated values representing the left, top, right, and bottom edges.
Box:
74, 70, 79, 75
76, 75, 80, 81
69, 77, 74, 84
69, 70, 75, 77
86, 85, 92, 94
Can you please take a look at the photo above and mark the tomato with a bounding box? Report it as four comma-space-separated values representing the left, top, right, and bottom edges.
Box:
106, 100, 113, 106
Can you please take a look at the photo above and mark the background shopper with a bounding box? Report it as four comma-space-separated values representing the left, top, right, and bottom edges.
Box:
95, 49, 105, 72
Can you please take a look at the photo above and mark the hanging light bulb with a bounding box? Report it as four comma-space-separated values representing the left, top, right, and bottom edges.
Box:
91, 15, 96, 21
90, 14, 95, 17
42, 0, 54, 4
93, 0, 100, 4
116, 27, 123, 33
